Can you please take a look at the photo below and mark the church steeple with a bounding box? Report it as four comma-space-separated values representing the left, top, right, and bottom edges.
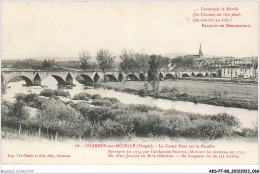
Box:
199, 43, 203, 58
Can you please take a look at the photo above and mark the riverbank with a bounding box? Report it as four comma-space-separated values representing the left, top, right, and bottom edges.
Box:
2, 91, 258, 141
95, 80, 258, 110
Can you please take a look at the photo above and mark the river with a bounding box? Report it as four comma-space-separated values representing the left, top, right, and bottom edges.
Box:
2, 76, 258, 128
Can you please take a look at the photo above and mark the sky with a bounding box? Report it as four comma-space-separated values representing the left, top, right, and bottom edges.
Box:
2, 2, 258, 61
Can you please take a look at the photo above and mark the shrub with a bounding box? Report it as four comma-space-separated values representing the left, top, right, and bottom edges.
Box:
73, 92, 92, 101
104, 97, 120, 104
1, 101, 13, 124
240, 128, 258, 138
209, 113, 240, 128
190, 119, 233, 139
130, 104, 156, 113
15, 93, 45, 108
93, 119, 132, 138
73, 102, 91, 117
187, 113, 203, 121
163, 114, 192, 136
40, 89, 70, 98
14, 93, 26, 101
12, 100, 30, 120
23, 93, 38, 103
145, 112, 164, 135
170, 87, 179, 93
91, 94, 102, 100
176, 93, 188, 99
153, 91, 160, 99
54, 90, 70, 98
40, 89, 54, 97
160, 86, 170, 93
115, 114, 135, 135
92, 99, 113, 107
87, 107, 116, 125
131, 112, 150, 136
138, 88, 148, 97
15, 93, 38, 104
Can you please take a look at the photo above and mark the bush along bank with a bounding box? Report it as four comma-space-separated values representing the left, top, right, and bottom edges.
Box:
2, 92, 258, 141
94, 83, 258, 110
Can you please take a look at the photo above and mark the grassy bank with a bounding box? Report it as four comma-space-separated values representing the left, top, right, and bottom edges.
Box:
95, 80, 258, 110
2, 92, 258, 141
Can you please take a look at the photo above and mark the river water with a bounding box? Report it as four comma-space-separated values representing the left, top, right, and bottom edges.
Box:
2, 76, 258, 128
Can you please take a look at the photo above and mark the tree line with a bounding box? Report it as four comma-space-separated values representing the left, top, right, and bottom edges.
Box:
78, 48, 170, 80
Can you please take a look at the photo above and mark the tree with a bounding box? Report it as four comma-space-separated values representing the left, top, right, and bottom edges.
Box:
79, 50, 91, 70
72, 111, 90, 140
119, 48, 131, 73
12, 100, 29, 120
36, 98, 67, 138
119, 49, 149, 74
171, 56, 195, 70
148, 55, 160, 80
58, 103, 77, 125
42, 59, 53, 69
1, 101, 15, 124
148, 55, 161, 91
137, 51, 149, 74
158, 56, 170, 71
96, 49, 115, 81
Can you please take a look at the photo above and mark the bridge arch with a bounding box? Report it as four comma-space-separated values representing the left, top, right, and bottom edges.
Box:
105, 74, 118, 82
196, 73, 204, 77
182, 73, 190, 77
76, 74, 94, 84
7, 75, 34, 86
210, 73, 217, 78
165, 73, 175, 80
51, 75, 66, 85
126, 74, 139, 81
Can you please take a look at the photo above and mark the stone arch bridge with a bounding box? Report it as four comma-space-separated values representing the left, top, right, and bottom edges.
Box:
1, 70, 219, 86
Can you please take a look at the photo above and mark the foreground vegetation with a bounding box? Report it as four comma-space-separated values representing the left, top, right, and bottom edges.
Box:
1, 91, 258, 141
95, 80, 258, 110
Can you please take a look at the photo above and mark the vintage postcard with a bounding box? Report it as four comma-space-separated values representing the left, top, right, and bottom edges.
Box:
1, 1, 259, 173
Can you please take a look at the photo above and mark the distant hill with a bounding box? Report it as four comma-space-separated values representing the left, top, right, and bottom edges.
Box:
2, 57, 84, 62
162, 52, 220, 59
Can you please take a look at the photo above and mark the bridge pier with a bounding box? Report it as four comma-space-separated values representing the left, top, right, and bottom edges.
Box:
66, 77, 73, 85
34, 73, 41, 86
33, 80, 41, 86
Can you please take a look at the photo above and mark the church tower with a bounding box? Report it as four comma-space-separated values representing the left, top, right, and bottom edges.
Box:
199, 43, 203, 58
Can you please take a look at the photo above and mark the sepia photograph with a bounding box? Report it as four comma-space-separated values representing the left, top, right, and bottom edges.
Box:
1, 1, 259, 173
